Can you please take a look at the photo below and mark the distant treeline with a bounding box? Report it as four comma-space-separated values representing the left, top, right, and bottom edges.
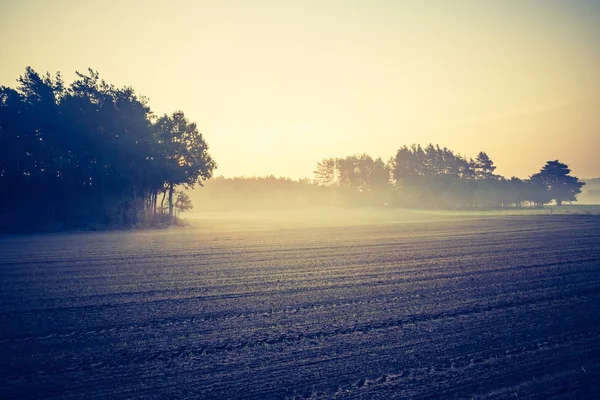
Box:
0, 68, 215, 231
190, 147, 585, 211
317, 147, 584, 208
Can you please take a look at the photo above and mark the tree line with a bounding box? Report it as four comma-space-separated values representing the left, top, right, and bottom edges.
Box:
189, 149, 585, 212
190, 150, 586, 211
0, 67, 215, 231
1, 67, 587, 231
314, 145, 584, 208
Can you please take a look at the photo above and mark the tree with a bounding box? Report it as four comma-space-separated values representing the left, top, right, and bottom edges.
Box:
175, 191, 193, 215
154, 111, 216, 221
0, 67, 216, 231
530, 160, 585, 205
525, 176, 552, 208
314, 158, 337, 186
473, 151, 496, 180
392, 145, 424, 187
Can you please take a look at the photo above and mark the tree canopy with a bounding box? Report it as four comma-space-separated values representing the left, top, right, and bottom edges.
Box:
189, 147, 586, 212
530, 161, 585, 206
310, 145, 584, 209
0, 67, 216, 231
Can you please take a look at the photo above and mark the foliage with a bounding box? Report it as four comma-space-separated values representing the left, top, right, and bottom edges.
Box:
530, 161, 585, 206
175, 191, 194, 214
310, 144, 584, 209
186, 147, 585, 212
0, 67, 216, 231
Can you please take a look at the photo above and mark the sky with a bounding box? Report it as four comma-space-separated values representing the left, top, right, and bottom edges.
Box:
1, 0, 599, 179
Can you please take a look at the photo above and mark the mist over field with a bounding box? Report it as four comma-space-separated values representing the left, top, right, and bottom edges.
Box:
578, 179, 600, 205
2, 0, 600, 399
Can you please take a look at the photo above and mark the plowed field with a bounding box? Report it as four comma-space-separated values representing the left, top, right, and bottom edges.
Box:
1, 215, 600, 399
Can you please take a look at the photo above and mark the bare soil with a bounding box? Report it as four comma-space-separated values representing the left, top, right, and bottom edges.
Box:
1, 215, 599, 399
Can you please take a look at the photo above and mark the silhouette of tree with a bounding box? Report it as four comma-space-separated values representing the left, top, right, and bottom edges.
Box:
154, 111, 216, 221
391, 145, 417, 187
175, 191, 193, 215
386, 145, 584, 209
0, 67, 216, 231
474, 152, 497, 180
525, 175, 552, 208
530, 161, 584, 206
314, 158, 337, 186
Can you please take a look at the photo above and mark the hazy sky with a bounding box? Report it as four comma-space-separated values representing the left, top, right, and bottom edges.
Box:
1, 0, 599, 179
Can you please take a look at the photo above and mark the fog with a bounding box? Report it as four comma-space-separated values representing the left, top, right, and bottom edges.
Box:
578, 179, 600, 204
182, 176, 600, 232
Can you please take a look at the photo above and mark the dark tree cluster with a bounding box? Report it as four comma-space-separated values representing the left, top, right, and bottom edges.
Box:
315, 144, 585, 209
0, 67, 216, 231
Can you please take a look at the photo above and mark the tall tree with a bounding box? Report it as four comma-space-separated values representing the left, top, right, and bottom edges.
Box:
473, 151, 497, 179
154, 111, 216, 220
530, 160, 585, 205
0, 67, 216, 231
175, 191, 194, 215
314, 158, 337, 186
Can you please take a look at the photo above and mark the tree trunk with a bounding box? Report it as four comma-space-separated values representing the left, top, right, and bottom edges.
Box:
153, 192, 157, 216
168, 183, 174, 223
160, 189, 167, 214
